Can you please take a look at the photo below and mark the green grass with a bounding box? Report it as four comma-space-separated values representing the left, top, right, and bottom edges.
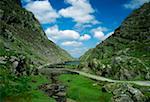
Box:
32, 90, 55, 102
29, 75, 50, 89
58, 74, 112, 102
29, 75, 55, 102
0, 73, 55, 102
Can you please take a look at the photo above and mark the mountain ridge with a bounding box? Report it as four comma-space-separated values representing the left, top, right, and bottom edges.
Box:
0, 0, 73, 65
80, 2, 150, 80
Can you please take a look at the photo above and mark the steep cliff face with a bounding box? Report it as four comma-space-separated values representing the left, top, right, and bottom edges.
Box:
0, 0, 73, 65
80, 3, 150, 80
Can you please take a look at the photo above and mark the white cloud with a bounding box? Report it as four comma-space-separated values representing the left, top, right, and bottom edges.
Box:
79, 34, 91, 41
25, 0, 59, 24
59, 0, 99, 24
94, 31, 105, 40
91, 27, 114, 41
96, 32, 114, 46
61, 41, 83, 47
45, 25, 80, 41
101, 31, 114, 41
68, 47, 88, 56
91, 27, 108, 33
45, 25, 91, 42
61, 30, 80, 39
74, 23, 92, 31
91, 27, 108, 40
124, 0, 150, 9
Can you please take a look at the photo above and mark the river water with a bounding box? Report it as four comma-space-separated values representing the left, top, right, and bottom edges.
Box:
64, 61, 80, 66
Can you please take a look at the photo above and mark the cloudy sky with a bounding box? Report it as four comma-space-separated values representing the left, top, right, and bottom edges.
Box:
21, 0, 150, 58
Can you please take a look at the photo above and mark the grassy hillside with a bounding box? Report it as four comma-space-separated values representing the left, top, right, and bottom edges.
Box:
0, 0, 73, 65
80, 3, 150, 80
0, 0, 73, 101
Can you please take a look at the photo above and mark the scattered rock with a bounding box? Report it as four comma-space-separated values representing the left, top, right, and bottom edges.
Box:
103, 83, 146, 102
112, 94, 133, 102
79, 3, 150, 81
39, 83, 67, 102
145, 72, 150, 80
32, 80, 37, 83
0, 56, 7, 64
12, 60, 19, 74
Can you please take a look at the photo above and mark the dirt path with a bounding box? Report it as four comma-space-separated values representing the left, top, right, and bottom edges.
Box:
71, 70, 150, 86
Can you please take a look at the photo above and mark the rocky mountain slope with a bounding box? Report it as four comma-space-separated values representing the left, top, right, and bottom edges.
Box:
80, 3, 150, 80
0, 0, 73, 66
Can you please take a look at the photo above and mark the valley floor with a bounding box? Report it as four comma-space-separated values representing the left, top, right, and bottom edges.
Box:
58, 74, 112, 102
39, 66, 150, 102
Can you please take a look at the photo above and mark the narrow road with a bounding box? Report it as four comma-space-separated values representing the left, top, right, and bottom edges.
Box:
72, 70, 150, 87
39, 68, 150, 87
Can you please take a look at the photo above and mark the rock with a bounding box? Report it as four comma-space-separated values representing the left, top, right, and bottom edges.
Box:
39, 83, 67, 102
0, 0, 73, 67
32, 80, 37, 83
103, 83, 145, 102
128, 86, 145, 102
55, 92, 66, 97
9, 56, 18, 62
0, 56, 6, 64
101, 87, 107, 92
12, 60, 19, 74
79, 3, 150, 80
93, 83, 98, 86
33, 68, 39, 75
145, 72, 150, 80
119, 68, 133, 80
111, 94, 133, 102
4, 29, 14, 42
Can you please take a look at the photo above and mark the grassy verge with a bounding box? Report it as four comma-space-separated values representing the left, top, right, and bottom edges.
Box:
58, 74, 112, 102
0, 69, 55, 102
29, 75, 55, 102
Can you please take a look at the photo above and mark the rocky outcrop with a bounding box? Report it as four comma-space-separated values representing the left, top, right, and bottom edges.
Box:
38, 73, 67, 102
80, 3, 150, 80
103, 83, 146, 102
0, 55, 36, 76
0, 0, 73, 66
39, 83, 67, 102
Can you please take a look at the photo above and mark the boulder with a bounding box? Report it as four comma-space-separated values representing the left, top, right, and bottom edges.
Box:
145, 72, 150, 80
9, 56, 18, 62
111, 94, 133, 102
39, 83, 67, 102
103, 83, 145, 102
0, 56, 7, 64
12, 60, 19, 74
128, 86, 145, 102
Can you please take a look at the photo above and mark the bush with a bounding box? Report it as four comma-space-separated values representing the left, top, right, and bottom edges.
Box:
0, 65, 32, 101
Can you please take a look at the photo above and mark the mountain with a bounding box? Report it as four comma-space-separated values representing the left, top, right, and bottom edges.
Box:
80, 3, 150, 80
0, 0, 73, 65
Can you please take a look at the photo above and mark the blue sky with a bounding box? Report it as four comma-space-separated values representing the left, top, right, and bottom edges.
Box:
21, 0, 150, 58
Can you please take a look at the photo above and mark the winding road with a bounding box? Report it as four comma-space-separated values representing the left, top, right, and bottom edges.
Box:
39, 68, 150, 87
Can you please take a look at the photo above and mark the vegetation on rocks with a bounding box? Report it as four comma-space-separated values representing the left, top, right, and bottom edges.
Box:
0, 0, 150, 102
79, 3, 150, 81
0, 0, 73, 66
103, 83, 150, 102
0, 52, 55, 102
0, 0, 72, 101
